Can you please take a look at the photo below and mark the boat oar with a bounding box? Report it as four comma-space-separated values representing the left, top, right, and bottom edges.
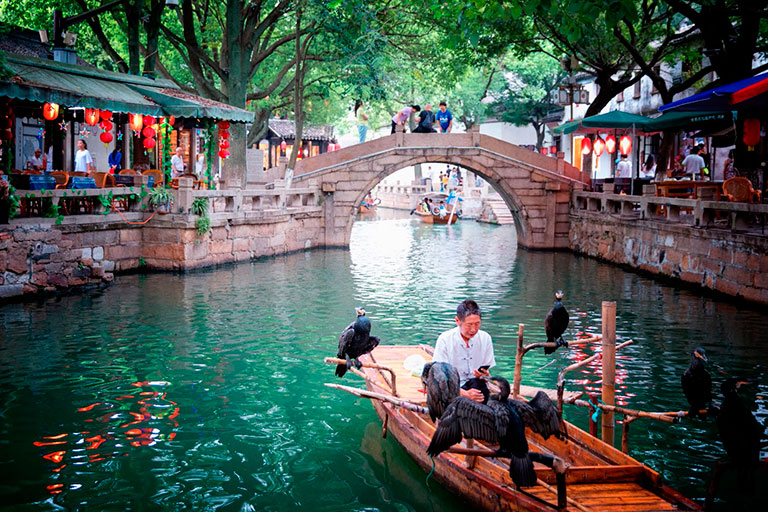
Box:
324, 383, 428, 415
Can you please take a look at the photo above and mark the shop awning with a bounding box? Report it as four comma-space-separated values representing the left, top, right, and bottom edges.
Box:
552, 111, 651, 134
552, 119, 581, 134
642, 111, 732, 131
0, 52, 253, 122
659, 72, 768, 112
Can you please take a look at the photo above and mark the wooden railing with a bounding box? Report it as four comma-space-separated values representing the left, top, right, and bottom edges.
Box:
572, 191, 768, 233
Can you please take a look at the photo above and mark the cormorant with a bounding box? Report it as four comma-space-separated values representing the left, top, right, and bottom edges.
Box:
544, 290, 569, 355
421, 362, 460, 422
716, 378, 764, 490
681, 347, 711, 418
427, 376, 537, 487
507, 391, 564, 440
335, 308, 380, 378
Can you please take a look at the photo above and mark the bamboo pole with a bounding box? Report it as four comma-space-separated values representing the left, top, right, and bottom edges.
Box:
601, 301, 616, 446
324, 383, 428, 415
324, 357, 398, 396
621, 415, 638, 454
571, 399, 678, 424
588, 395, 598, 437
513, 323, 525, 398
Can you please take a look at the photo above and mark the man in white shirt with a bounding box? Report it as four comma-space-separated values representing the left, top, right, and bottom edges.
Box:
26, 149, 43, 170
433, 299, 496, 403
616, 154, 632, 178
171, 146, 185, 178
682, 146, 706, 180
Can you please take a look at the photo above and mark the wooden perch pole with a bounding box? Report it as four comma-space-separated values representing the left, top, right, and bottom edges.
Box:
324, 357, 398, 396
570, 399, 678, 424
513, 323, 525, 398
602, 301, 617, 447
323, 383, 427, 415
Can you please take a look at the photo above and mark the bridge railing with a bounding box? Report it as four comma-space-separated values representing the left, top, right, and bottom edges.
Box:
572, 190, 768, 233
188, 187, 320, 216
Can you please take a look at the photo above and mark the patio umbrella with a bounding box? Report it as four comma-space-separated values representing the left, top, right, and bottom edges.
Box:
659, 72, 768, 112
552, 110, 653, 134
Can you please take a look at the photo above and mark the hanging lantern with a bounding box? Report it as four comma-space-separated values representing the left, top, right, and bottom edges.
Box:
219, 139, 230, 149
593, 137, 606, 157
218, 149, 230, 159
84, 108, 99, 126
143, 137, 156, 149
743, 118, 761, 147
605, 135, 616, 154
143, 115, 155, 126
99, 119, 113, 132
100, 131, 113, 144
142, 126, 156, 138
218, 121, 230, 130
129, 113, 143, 132
99, 110, 112, 121
619, 135, 632, 156
540, 147, 548, 155
280, 140, 287, 152
219, 130, 230, 140
43, 102, 60, 121
549, 145, 557, 154
297, 147, 303, 159
168, 115, 175, 126
581, 137, 592, 155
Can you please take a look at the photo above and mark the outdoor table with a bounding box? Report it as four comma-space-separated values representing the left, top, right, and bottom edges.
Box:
655, 180, 722, 200
28, 175, 57, 190
113, 175, 154, 188
69, 177, 98, 189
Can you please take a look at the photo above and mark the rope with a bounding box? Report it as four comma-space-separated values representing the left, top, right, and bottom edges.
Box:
109, 203, 156, 225
531, 358, 557, 374
591, 398, 607, 423
425, 454, 435, 486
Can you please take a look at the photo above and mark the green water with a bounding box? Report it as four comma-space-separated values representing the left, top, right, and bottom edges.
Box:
1, 213, 766, 511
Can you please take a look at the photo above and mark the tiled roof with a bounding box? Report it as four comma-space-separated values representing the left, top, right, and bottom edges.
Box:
268, 118, 336, 141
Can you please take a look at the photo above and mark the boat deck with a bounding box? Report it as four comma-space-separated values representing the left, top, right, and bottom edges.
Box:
359, 345, 700, 512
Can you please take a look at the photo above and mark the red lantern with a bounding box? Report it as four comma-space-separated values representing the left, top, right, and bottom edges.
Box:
99, 110, 112, 121
168, 115, 175, 126
143, 115, 155, 126
540, 147, 548, 155
218, 121, 230, 130
280, 140, 287, 151
43, 102, 59, 121
143, 137, 156, 149
129, 113, 143, 132
100, 119, 113, 132
100, 131, 113, 144
219, 140, 230, 149
743, 118, 761, 147
219, 130, 230, 140
142, 126, 156, 138
84, 108, 99, 126
619, 135, 632, 156
550, 145, 557, 154
605, 135, 616, 154
0, 128, 13, 140
218, 149, 230, 158
581, 137, 592, 155
593, 137, 606, 157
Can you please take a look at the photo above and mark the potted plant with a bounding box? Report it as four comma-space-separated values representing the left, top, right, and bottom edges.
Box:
148, 187, 174, 214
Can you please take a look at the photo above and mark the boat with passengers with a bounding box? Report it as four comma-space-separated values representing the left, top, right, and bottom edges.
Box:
412, 192, 462, 224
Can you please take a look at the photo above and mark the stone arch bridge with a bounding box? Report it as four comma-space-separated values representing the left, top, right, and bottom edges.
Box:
293, 131, 590, 250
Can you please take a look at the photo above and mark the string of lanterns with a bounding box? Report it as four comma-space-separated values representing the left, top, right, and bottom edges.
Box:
580, 134, 632, 157
218, 120, 230, 159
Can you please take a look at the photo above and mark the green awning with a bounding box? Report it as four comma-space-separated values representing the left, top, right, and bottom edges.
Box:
552, 119, 581, 134
0, 52, 253, 122
642, 111, 731, 131
580, 110, 649, 128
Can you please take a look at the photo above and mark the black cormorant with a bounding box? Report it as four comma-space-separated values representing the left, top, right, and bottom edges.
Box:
716, 378, 764, 490
427, 376, 537, 487
421, 362, 460, 422
544, 290, 569, 355
507, 391, 565, 440
335, 308, 380, 377
681, 347, 711, 418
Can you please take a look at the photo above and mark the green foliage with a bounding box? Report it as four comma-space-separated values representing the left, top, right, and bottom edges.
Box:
148, 187, 173, 208
191, 197, 208, 216
195, 215, 210, 235
138, 256, 146, 267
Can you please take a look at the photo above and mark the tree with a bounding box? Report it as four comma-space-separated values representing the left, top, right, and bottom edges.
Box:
490, 53, 565, 150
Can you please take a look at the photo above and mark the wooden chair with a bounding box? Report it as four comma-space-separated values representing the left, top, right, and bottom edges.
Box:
143, 170, 163, 188
723, 177, 761, 203
70, 171, 88, 177
22, 170, 41, 175
92, 172, 115, 188
50, 171, 69, 189
119, 169, 137, 175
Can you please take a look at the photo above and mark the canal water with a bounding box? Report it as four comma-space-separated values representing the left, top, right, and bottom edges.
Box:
1, 211, 766, 511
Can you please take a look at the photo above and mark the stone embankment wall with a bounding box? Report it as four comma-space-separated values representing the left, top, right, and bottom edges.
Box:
569, 214, 768, 304
0, 209, 324, 300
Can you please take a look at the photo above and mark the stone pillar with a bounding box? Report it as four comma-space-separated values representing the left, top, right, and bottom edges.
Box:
175, 176, 194, 214
322, 182, 336, 246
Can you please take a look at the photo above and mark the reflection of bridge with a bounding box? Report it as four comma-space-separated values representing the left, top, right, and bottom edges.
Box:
294, 131, 590, 249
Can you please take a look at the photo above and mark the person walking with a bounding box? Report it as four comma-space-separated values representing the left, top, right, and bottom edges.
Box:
391, 105, 420, 134
74, 139, 94, 173
435, 101, 453, 133
355, 100, 369, 143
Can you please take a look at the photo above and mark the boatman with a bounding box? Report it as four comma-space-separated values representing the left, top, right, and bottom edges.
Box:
433, 299, 496, 403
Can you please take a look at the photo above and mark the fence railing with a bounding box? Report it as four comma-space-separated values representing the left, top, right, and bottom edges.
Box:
572, 191, 768, 233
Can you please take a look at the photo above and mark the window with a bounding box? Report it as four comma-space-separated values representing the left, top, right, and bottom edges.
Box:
617, 91, 624, 102
633, 81, 641, 99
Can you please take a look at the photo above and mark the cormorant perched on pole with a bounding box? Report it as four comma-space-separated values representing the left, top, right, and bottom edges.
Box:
335, 308, 380, 377
427, 376, 537, 487
544, 290, 569, 354
421, 362, 460, 422
681, 347, 711, 418
716, 378, 764, 490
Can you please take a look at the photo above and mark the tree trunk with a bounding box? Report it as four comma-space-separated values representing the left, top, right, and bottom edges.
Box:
142, 0, 165, 78
221, 0, 247, 189
287, 4, 305, 170
125, 0, 141, 75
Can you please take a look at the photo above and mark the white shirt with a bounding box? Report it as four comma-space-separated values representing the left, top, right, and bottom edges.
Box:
27, 154, 43, 168
433, 326, 496, 386
682, 154, 705, 175
74, 149, 93, 172
46, 146, 53, 171
171, 154, 185, 177
616, 160, 632, 178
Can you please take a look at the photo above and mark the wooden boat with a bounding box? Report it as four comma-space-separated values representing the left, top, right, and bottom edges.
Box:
412, 193, 461, 224
355, 345, 702, 512
359, 197, 380, 214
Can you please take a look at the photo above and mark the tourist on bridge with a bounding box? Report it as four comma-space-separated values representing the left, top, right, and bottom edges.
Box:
413, 104, 437, 133
435, 101, 453, 133
355, 100, 369, 143
391, 105, 421, 134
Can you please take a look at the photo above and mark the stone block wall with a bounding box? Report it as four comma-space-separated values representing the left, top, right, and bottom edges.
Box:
569, 212, 768, 304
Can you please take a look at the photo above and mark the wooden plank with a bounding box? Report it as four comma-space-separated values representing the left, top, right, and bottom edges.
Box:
536, 465, 646, 484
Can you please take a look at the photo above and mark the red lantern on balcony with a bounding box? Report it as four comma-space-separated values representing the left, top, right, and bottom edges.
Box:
143, 137, 156, 149
129, 114, 143, 132
218, 121, 230, 130
143, 115, 155, 126
100, 131, 113, 144
743, 118, 761, 147
84, 108, 99, 126
605, 135, 616, 154
99, 110, 112, 121
593, 137, 606, 156
100, 119, 113, 132
619, 135, 632, 156
218, 149, 230, 159
142, 126, 156, 138
43, 102, 59, 121
168, 115, 175, 126
219, 140, 230, 149
219, 130, 230, 140
581, 137, 592, 155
